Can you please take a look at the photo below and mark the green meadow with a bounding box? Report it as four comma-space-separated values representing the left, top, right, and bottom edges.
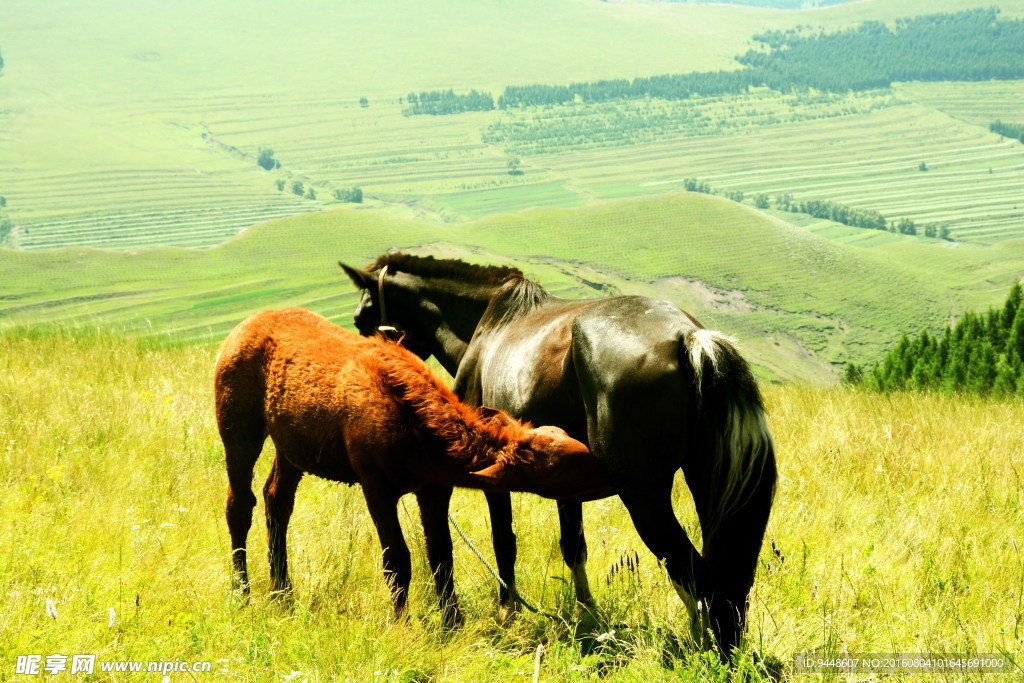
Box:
3, 193, 1023, 383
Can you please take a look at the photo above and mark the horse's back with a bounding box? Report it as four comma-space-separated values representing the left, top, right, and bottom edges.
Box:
570, 295, 704, 398
215, 308, 371, 482
568, 296, 703, 471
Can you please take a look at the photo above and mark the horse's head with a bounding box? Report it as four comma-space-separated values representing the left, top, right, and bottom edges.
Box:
339, 261, 433, 359
470, 424, 609, 500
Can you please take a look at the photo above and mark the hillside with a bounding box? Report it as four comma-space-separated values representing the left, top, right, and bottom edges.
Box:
3, 193, 1021, 382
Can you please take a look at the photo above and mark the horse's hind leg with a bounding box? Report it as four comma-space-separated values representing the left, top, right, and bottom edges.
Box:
557, 499, 593, 605
263, 454, 303, 595
415, 484, 463, 628
617, 481, 707, 641
362, 481, 411, 617
223, 430, 264, 594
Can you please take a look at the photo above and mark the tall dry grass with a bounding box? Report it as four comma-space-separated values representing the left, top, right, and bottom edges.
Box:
1, 329, 1021, 680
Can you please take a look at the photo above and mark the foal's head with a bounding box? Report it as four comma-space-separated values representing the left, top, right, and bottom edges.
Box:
470, 415, 609, 500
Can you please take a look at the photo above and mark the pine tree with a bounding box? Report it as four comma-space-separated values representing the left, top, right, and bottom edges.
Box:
842, 362, 863, 385
994, 358, 1017, 395
1002, 279, 1022, 329
1006, 301, 1024, 366
966, 340, 997, 394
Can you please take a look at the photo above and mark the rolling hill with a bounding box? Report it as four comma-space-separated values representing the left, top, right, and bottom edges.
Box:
3, 193, 1021, 382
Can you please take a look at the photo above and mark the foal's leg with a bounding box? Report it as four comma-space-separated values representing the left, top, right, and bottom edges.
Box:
415, 484, 463, 628
223, 431, 265, 593
263, 454, 304, 595
484, 491, 518, 612
362, 482, 412, 617
557, 499, 593, 605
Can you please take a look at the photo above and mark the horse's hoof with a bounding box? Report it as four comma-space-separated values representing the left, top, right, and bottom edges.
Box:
442, 607, 464, 631
578, 600, 602, 623
496, 600, 520, 623
268, 586, 295, 608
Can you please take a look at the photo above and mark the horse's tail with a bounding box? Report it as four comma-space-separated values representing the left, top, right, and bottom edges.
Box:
681, 329, 777, 651
683, 329, 775, 534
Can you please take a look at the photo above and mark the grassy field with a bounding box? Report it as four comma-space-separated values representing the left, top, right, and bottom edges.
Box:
2, 1, 1023, 249
2, 329, 1021, 681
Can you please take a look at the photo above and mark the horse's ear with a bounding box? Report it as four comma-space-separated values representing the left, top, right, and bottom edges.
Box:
338, 262, 374, 290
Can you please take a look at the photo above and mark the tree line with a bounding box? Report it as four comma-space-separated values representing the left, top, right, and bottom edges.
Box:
486, 10, 1024, 109
668, 177, 950, 239
845, 280, 1024, 395
740, 9, 1024, 91
990, 120, 1024, 143
769, 194, 949, 238
403, 89, 494, 116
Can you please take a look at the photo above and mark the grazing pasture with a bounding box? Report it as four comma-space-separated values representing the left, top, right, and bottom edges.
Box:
1, 329, 1021, 680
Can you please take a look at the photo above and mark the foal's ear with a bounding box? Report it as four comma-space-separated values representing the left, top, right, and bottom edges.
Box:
467, 463, 508, 490
478, 406, 518, 427
338, 262, 374, 290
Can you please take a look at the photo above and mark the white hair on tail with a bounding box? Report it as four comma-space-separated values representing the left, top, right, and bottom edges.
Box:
685, 327, 775, 532
714, 404, 774, 529
688, 329, 737, 384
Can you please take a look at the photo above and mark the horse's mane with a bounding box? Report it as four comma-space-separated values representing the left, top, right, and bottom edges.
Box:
369, 252, 550, 325
367, 252, 522, 286
483, 277, 549, 326
369, 338, 531, 468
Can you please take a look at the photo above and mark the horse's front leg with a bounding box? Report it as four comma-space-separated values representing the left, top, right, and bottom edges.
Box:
362, 482, 411, 617
557, 499, 593, 605
484, 491, 517, 614
263, 454, 303, 595
415, 484, 463, 628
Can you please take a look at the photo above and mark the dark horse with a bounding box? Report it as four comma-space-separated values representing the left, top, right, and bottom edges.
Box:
215, 308, 606, 626
341, 254, 776, 655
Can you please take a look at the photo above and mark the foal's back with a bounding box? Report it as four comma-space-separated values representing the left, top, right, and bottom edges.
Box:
214, 307, 393, 483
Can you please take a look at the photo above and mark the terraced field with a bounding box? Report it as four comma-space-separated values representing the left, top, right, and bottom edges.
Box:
0, 0, 769, 250
516, 98, 1024, 244
3, 0, 1024, 250
894, 80, 1024, 127
0, 103, 323, 249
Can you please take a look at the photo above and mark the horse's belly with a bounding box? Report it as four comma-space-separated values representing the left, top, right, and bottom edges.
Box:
268, 427, 360, 484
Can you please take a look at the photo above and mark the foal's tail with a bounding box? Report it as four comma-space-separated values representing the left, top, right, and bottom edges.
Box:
681, 329, 777, 652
